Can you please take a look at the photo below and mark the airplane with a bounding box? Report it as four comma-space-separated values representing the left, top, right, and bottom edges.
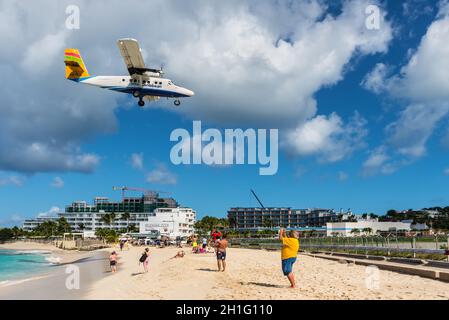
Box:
64, 38, 194, 107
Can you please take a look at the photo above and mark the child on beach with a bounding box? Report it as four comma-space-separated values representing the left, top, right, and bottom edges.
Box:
109, 251, 117, 273
279, 228, 299, 288
139, 248, 150, 273
192, 237, 198, 253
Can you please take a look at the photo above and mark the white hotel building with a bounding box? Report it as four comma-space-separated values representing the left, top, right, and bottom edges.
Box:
326, 221, 412, 237
139, 207, 196, 238
23, 194, 196, 239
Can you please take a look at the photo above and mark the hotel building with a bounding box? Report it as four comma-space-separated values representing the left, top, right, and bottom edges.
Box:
227, 207, 338, 230
23, 193, 196, 238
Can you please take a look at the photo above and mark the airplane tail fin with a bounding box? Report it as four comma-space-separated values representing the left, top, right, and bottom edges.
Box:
64, 48, 90, 80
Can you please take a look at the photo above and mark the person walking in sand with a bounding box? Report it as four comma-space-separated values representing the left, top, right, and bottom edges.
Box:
139, 248, 150, 273
279, 228, 299, 288
109, 251, 118, 273
215, 233, 228, 272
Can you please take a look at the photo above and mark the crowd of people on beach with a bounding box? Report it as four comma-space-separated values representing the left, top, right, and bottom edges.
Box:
108, 227, 300, 288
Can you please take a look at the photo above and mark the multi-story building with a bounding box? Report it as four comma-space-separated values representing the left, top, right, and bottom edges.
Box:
23, 193, 195, 238
23, 216, 59, 232
227, 207, 338, 230
326, 221, 412, 237
139, 207, 196, 239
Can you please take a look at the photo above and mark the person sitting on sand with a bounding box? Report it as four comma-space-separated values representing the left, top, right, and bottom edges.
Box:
171, 250, 185, 259
279, 228, 299, 288
110, 251, 118, 273
215, 233, 228, 272
139, 248, 150, 273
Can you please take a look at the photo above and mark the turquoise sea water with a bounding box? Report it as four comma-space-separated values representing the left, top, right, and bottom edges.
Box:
0, 249, 52, 282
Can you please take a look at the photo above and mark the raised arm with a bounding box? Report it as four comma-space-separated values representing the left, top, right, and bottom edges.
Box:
279, 228, 285, 241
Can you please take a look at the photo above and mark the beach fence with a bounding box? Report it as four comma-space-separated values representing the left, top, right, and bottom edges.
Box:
230, 235, 449, 261
55, 239, 108, 251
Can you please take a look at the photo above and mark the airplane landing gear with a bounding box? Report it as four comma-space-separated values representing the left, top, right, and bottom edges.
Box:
174, 99, 181, 106
138, 99, 145, 107
133, 91, 140, 98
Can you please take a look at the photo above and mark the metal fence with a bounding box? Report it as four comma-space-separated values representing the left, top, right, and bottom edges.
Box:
230, 236, 449, 260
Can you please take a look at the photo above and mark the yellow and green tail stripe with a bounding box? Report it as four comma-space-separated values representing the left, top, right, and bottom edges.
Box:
65, 48, 90, 79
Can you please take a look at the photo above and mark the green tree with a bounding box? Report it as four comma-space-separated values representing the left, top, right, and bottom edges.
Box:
0, 228, 14, 241
121, 212, 131, 232
57, 217, 71, 234
100, 214, 112, 228
34, 221, 58, 237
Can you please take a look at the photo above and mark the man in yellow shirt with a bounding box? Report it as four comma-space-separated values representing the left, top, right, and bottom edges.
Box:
279, 228, 299, 288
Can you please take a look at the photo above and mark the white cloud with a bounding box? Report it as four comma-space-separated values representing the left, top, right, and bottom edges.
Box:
361, 63, 390, 94
130, 153, 144, 170
285, 112, 367, 162
444, 167, 449, 175
386, 103, 449, 157
363, 3, 449, 164
21, 31, 67, 74
0, 0, 393, 173
0, 174, 24, 187
0, 214, 25, 227
361, 146, 409, 176
146, 164, 177, 185
51, 176, 64, 188
37, 206, 61, 218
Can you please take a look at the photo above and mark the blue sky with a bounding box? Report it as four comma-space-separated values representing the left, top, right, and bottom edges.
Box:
1, 0, 449, 226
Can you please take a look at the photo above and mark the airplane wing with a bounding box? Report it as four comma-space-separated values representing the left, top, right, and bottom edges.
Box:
117, 38, 147, 75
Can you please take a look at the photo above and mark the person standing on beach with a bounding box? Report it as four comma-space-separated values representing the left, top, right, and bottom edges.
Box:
279, 228, 299, 288
215, 234, 228, 272
211, 229, 222, 243
139, 248, 150, 273
109, 251, 118, 273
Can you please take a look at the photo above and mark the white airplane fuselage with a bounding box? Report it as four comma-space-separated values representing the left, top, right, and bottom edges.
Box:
75, 75, 194, 99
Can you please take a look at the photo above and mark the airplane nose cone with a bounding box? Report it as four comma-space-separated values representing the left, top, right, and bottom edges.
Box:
179, 87, 194, 97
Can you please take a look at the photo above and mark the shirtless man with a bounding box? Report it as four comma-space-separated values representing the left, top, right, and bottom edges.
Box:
215, 233, 228, 272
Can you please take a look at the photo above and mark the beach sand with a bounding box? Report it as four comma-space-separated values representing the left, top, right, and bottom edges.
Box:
1, 243, 449, 300
85, 246, 449, 300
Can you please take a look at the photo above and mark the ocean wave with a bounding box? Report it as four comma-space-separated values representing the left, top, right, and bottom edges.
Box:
14, 250, 52, 255
0, 275, 48, 288
45, 256, 62, 265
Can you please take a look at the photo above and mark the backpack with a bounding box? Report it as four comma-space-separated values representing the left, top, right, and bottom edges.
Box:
139, 252, 148, 263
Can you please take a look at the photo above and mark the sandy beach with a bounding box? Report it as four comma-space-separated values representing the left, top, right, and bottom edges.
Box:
85, 246, 449, 300
1, 242, 449, 300
0, 242, 110, 299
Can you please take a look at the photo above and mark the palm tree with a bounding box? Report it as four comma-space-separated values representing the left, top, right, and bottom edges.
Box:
121, 212, 131, 233
363, 227, 373, 235
100, 214, 112, 229
109, 212, 117, 230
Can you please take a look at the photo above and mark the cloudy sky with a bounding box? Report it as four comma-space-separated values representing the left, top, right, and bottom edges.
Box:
1, 0, 448, 226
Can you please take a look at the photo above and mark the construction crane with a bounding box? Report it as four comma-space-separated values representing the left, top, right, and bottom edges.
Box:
112, 186, 169, 200
250, 189, 265, 208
